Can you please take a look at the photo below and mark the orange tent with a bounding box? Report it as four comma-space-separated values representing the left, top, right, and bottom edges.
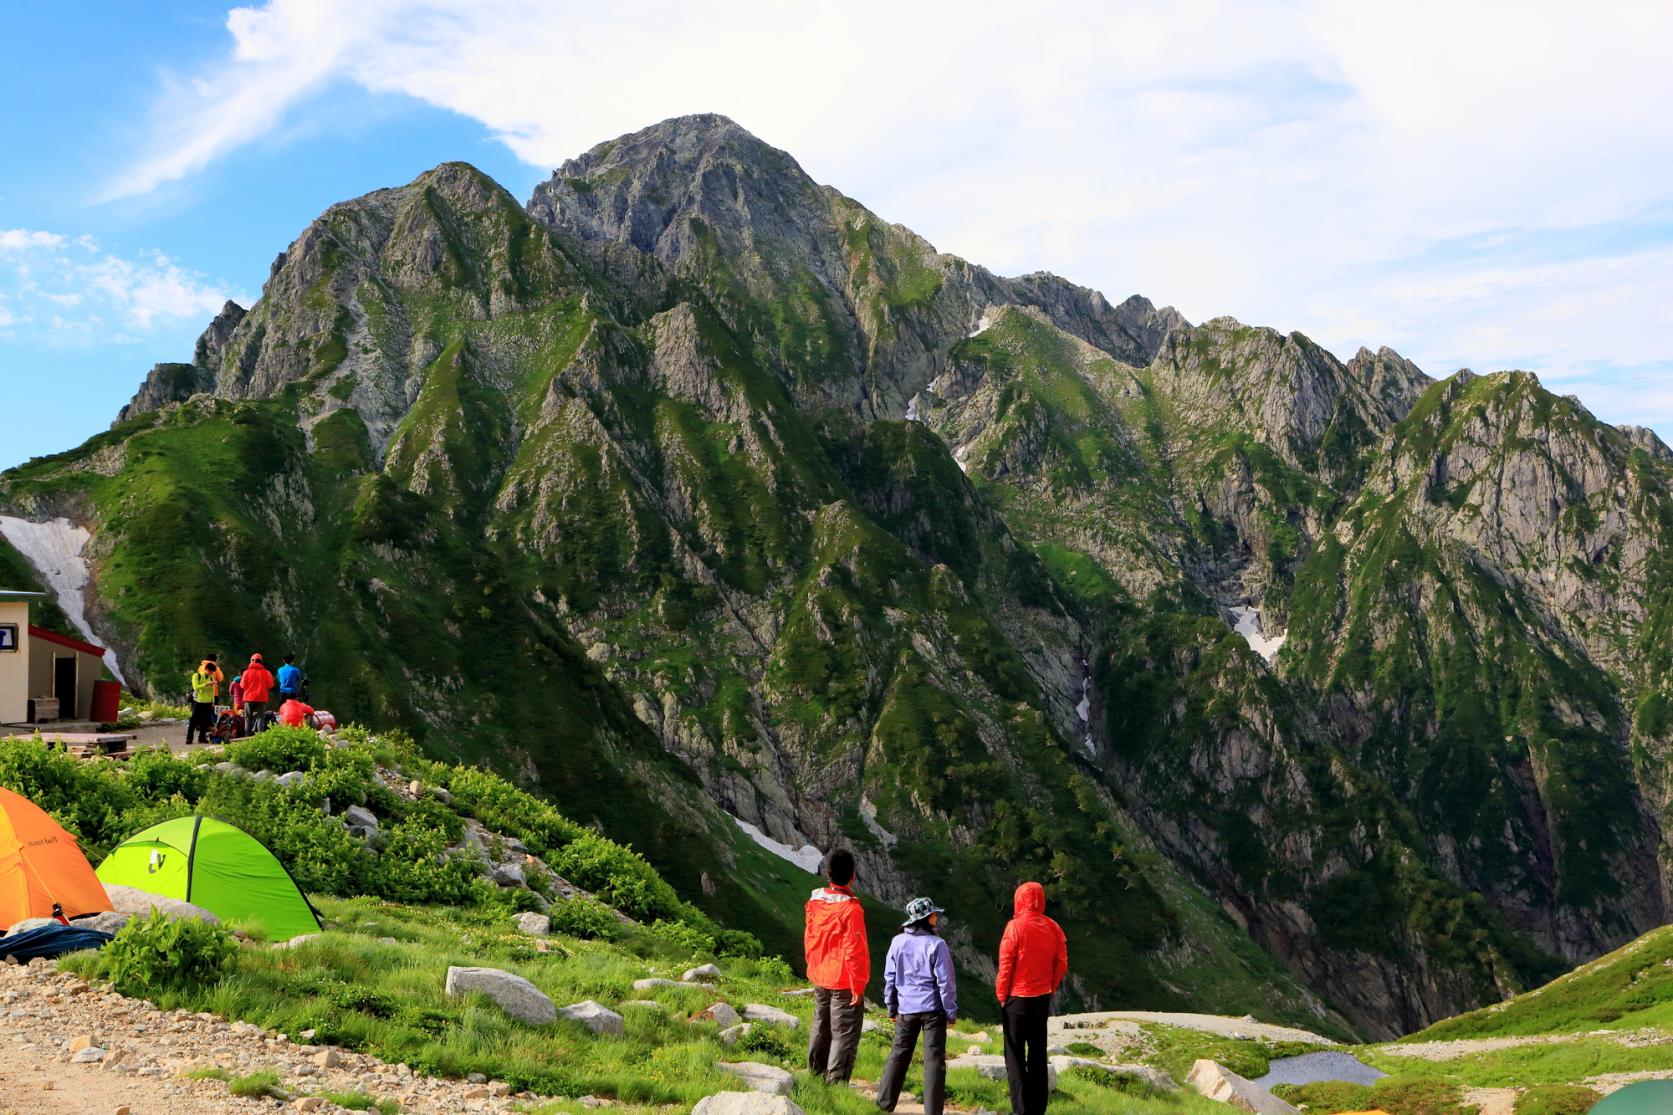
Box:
0, 786, 111, 926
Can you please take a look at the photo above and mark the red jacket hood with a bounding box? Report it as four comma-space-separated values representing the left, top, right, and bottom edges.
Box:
1013, 880, 1045, 917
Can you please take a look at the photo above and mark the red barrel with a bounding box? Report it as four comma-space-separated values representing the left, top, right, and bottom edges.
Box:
91, 679, 122, 723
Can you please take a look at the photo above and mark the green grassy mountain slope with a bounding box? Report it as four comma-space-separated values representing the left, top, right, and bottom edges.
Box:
3, 114, 1668, 1039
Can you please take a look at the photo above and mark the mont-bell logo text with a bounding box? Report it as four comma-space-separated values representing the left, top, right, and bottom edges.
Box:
24, 835, 59, 847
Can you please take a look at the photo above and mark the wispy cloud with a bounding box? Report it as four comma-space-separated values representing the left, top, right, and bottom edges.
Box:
0, 231, 240, 341
94, 0, 1673, 433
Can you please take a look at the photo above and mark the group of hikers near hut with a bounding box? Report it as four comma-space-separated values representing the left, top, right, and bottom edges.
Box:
805, 849, 1069, 1115
185, 651, 317, 744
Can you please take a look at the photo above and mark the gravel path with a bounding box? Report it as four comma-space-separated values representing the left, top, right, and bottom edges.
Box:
0, 961, 541, 1113
1382, 1028, 1673, 1061
1052, 1010, 1336, 1045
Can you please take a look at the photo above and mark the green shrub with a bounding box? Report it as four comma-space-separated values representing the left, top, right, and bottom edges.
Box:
548, 897, 622, 941
643, 918, 716, 956
1064, 1041, 1103, 1057
738, 1023, 795, 1063
103, 911, 238, 996
1273, 1081, 1375, 1110
1067, 1066, 1162, 1096
226, 725, 327, 773
1516, 1085, 1603, 1115
228, 1070, 283, 1098
1372, 1078, 1481, 1115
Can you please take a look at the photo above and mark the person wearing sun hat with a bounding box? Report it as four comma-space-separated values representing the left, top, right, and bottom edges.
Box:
876, 896, 957, 1115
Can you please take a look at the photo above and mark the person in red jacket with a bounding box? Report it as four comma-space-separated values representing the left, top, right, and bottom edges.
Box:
804, 848, 869, 1084
277, 697, 315, 728
995, 881, 1068, 1115
240, 653, 276, 730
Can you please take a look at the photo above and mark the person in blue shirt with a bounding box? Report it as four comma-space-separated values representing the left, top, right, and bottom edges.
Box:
275, 654, 307, 706
877, 897, 957, 1115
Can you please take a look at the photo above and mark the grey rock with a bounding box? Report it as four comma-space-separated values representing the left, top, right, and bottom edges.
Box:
431, 787, 452, 805
276, 771, 305, 788
558, 999, 624, 1036
513, 912, 550, 937
696, 1002, 740, 1028
70, 1046, 107, 1063
717, 1062, 794, 1095
1050, 1057, 1174, 1092
273, 933, 320, 950
73, 911, 132, 935
718, 1023, 753, 1044
102, 884, 219, 925
740, 1004, 798, 1028
343, 804, 378, 830
444, 966, 556, 1025
632, 978, 683, 991
690, 1093, 805, 1115
490, 863, 527, 888
4, 917, 55, 936
213, 762, 243, 776
683, 963, 722, 982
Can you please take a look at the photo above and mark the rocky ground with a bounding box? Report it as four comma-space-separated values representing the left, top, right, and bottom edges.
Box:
0, 961, 540, 1114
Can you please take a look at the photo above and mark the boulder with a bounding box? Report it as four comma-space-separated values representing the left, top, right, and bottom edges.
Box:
213, 762, 243, 776
73, 911, 132, 936
272, 933, 321, 950
276, 771, 305, 788
491, 863, 527, 888
558, 999, 625, 1036
102, 884, 220, 924
862, 1019, 880, 1034
948, 1054, 1057, 1091
5, 917, 55, 936
717, 1062, 795, 1095
444, 966, 556, 1025
1185, 1060, 1298, 1115
683, 963, 723, 982
514, 912, 551, 937
343, 804, 378, 831
697, 1002, 741, 1028
634, 977, 684, 991
691, 1093, 805, 1115
718, 1023, 753, 1044
741, 1004, 799, 1028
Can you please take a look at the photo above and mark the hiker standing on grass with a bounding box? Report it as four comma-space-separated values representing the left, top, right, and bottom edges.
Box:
185, 660, 218, 745
877, 897, 957, 1115
240, 653, 276, 731
996, 881, 1068, 1115
805, 848, 869, 1084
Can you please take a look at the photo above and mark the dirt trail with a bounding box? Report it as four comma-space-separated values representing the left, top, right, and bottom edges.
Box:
1052, 1010, 1336, 1045
0, 961, 539, 1114
1381, 1028, 1673, 1061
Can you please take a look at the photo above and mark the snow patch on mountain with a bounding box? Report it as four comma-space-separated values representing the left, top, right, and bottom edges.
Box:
0, 515, 126, 683
1229, 605, 1286, 664
731, 816, 823, 873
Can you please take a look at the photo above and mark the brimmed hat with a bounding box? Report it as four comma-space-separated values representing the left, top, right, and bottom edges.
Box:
902, 896, 944, 926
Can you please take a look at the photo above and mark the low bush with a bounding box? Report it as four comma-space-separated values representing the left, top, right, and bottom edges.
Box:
1516, 1085, 1603, 1114
225, 725, 327, 773
548, 897, 622, 941
103, 911, 238, 996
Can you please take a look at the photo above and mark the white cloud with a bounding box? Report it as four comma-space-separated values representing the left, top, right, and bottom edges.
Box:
98, 0, 1673, 432
0, 231, 240, 340
0, 229, 67, 252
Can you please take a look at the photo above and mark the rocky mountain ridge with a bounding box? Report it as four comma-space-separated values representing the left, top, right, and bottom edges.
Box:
5, 113, 1669, 1039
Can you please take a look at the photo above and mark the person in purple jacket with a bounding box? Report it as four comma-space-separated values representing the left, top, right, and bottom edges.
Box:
877, 897, 958, 1115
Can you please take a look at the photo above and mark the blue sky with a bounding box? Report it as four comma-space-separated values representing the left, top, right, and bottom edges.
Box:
4, 1, 1672, 470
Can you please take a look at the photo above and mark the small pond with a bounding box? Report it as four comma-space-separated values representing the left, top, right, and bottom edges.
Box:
1253, 1050, 1387, 1089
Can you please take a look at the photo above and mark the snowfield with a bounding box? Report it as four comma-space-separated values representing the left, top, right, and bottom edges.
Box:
731, 816, 823, 874
0, 515, 126, 683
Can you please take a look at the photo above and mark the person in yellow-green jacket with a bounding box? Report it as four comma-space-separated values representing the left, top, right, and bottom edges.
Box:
185, 659, 218, 745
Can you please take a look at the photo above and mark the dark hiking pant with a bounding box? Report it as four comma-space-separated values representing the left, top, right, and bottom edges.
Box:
1002, 994, 1052, 1115
244, 701, 267, 733
807, 986, 864, 1083
186, 701, 214, 743
877, 1011, 946, 1115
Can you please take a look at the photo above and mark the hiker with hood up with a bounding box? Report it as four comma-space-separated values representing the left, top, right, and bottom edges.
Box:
804, 848, 869, 1084
877, 896, 957, 1115
240, 653, 276, 730
996, 881, 1068, 1115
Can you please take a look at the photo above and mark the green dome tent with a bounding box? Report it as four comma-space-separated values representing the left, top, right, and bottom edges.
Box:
96, 817, 321, 940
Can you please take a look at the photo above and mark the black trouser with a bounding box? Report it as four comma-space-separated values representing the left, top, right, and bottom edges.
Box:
186, 701, 214, 743
877, 1011, 946, 1115
807, 986, 864, 1083
244, 701, 267, 733
1002, 995, 1052, 1115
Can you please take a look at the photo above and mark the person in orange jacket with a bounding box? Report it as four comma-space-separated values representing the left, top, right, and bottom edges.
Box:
240, 653, 276, 729
804, 848, 869, 1084
996, 881, 1068, 1115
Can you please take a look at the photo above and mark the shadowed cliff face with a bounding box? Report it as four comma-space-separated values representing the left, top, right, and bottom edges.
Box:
6, 113, 1667, 1039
